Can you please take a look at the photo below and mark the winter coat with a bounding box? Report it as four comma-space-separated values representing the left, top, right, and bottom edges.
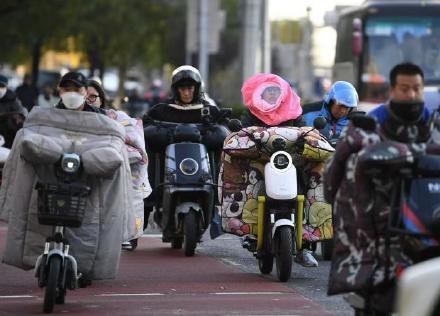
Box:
303, 101, 349, 139
324, 117, 440, 312
0, 107, 136, 280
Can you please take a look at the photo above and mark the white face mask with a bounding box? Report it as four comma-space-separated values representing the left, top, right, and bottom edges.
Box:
61, 91, 85, 110
0, 87, 7, 99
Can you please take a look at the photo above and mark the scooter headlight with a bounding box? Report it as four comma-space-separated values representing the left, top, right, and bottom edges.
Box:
272, 152, 290, 170
61, 153, 81, 173
179, 158, 199, 176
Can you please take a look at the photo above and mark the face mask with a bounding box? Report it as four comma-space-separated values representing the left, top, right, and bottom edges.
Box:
0, 87, 7, 99
61, 92, 85, 110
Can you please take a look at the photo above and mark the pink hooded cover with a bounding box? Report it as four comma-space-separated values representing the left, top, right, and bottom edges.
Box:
241, 73, 302, 126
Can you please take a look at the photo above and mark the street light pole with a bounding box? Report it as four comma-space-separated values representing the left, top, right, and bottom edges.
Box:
199, 0, 209, 90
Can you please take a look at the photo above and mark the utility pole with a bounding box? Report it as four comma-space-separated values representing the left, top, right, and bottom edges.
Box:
242, 0, 262, 82
198, 0, 209, 89
185, 0, 196, 65
261, 0, 271, 73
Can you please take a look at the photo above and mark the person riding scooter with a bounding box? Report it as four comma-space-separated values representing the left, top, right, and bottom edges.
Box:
0, 72, 137, 290
222, 73, 333, 268
324, 62, 440, 314
303, 81, 359, 140
144, 65, 228, 231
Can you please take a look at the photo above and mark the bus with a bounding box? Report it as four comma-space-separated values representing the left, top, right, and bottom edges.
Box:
332, 0, 440, 112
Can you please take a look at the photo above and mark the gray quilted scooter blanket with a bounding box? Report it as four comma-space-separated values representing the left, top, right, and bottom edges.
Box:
0, 107, 136, 280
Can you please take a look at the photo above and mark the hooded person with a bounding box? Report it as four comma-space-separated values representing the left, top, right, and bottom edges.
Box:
303, 81, 359, 139
240, 73, 305, 128
220, 73, 332, 268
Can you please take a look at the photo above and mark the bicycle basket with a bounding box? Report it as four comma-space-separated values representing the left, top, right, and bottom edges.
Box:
36, 182, 91, 228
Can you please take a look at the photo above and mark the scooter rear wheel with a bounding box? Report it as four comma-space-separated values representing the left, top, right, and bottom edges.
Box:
321, 239, 333, 260
258, 254, 273, 274
184, 210, 198, 257
275, 226, 293, 282
171, 237, 183, 249
43, 256, 62, 313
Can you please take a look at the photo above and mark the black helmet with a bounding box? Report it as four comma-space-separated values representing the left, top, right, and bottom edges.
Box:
388, 100, 425, 124
171, 65, 202, 103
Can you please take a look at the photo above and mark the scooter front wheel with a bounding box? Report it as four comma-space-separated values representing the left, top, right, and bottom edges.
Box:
275, 226, 293, 282
43, 256, 62, 313
184, 210, 198, 257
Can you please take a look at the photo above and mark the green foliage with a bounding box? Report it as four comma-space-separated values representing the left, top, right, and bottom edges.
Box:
0, 0, 71, 65
0, 0, 184, 71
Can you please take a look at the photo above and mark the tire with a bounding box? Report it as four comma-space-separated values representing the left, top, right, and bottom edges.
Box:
171, 237, 183, 249
321, 239, 334, 261
258, 254, 273, 274
43, 256, 62, 313
129, 239, 138, 251
184, 210, 198, 257
55, 289, 65, 304
275, 226, 293, 282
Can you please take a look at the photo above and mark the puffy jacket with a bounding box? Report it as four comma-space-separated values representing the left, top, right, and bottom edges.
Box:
303, 101, 349, 139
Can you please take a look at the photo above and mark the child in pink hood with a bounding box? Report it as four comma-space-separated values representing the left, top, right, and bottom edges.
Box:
237, 73, 323, 268
240, 73, 306, 127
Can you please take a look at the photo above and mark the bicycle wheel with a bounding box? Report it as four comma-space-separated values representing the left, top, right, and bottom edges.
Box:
43, 256, 62, 313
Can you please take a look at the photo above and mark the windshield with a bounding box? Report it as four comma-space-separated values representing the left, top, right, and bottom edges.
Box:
362, 16, 440, 101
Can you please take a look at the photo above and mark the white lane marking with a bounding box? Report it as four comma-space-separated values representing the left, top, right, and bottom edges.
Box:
96, 292, 289, 297
96, 293, 164, 297
220, 258, 242, 266
141, 234, 162, 238
212, 292, 287, 295
0, 295, 35, 299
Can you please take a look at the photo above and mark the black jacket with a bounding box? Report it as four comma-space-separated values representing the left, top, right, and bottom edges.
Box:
0, 90, 26, 115
146, 98, 215, 124
0, 90, 27, 148
240, 109, 306, 128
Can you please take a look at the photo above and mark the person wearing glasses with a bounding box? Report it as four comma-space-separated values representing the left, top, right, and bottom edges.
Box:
55, 71, 106, 114
86, 77, 107, 109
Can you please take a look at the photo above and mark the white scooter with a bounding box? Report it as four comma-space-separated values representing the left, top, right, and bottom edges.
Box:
255, 142, 305, 282
229, 120, 333, 282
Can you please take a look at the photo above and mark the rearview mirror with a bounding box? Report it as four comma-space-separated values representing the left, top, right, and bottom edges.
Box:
228, 119, 243, 132
313, 116, 327, 130
350, 114, 377, 132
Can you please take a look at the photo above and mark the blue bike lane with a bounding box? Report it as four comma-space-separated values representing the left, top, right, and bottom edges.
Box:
0, 223, 331, 315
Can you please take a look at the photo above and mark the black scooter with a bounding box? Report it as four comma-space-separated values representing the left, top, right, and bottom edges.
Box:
144, 107, 230, 256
